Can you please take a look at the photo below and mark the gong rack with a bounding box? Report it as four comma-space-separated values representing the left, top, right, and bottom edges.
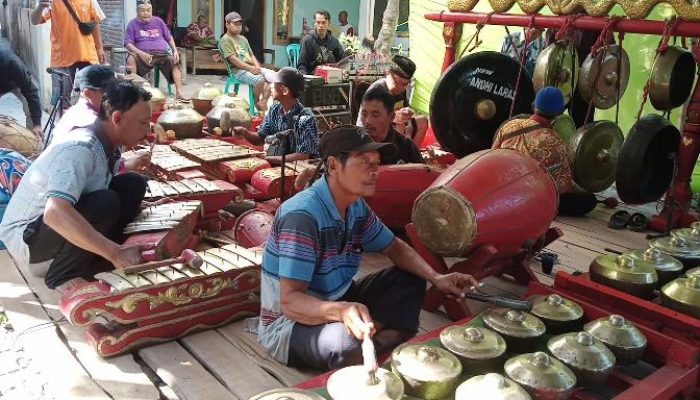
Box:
425, 11, 700, 232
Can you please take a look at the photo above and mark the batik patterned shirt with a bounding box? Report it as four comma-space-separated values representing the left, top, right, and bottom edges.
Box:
492, 117, 573, 193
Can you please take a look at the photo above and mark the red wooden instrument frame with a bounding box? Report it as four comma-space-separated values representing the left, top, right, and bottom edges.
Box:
424, 11, 700, 231
296, 279, 700, 399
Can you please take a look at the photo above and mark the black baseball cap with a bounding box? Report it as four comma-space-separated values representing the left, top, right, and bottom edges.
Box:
75, 65, 116, 91
264, 67, 305, 96
320, 125, 397, 160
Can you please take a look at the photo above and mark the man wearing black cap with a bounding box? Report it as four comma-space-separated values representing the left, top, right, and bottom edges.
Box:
226, 67, 320, 164
50, 64, 115, 142
359, 55, 428, 147
257, 125, 479, 371
297, 10, 345, 75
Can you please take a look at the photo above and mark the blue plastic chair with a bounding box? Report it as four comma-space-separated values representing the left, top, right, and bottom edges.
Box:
218, 46, 257, 117
286, 44, 301, 68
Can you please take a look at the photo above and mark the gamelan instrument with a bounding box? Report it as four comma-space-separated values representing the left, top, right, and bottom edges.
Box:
430, 51, 535, 157
122, 200, 202, 261
141, 83, 166, 115
170, 138, 263, 164
144, 178, 243, 219
148, 145, 203, 180
58, 244, 262, 357
192, 82, 223, 116
616, 114, 680, 205
156, 103, 205, 139
208, 102, 251, 131
219, 157, 271, 186
412, 149, 558, 258
364, 164, 442, 231
0, 116, 42, 158
533, 40, 578, 105
649, 46, 697, 111
568, 120, 624, 193
577, 44, 630, 110
233, 209, 275, 249
408, 149, 561, 320
249, 166, 301, 200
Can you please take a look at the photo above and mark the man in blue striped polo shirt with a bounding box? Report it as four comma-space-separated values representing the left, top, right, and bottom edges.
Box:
229, 67, 320, 165
258, 125, 479, 370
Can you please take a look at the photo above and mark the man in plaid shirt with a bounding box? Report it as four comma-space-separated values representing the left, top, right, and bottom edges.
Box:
228, 67, 320, 165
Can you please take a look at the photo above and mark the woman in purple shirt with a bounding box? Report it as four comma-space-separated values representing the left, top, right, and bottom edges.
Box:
124, 0, 189, 100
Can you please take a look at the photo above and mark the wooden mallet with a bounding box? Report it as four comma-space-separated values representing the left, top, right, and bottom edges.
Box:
120, 249, 203, 275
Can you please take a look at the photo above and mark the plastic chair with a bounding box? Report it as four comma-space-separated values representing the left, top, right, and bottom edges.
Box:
218, 46, 257, 117
286, 44, 301, 68
153, 67, 173, 95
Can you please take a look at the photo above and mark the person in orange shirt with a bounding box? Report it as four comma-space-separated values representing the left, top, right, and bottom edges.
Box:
31, 0, 104, 106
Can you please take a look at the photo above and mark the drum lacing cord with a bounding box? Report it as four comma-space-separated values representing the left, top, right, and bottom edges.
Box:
457, 12, 495, 59
636, 16, 680, 121
509, 15, 537, 118
583, 16, 626, 124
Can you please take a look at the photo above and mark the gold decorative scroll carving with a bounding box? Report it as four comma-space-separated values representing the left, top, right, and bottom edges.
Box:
447, 0, 700, 21
104, 271, 260, 314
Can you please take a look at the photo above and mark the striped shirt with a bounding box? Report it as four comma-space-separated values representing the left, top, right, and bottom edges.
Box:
257, 176, 395, 363
0, 125, 117, 268
257, 100, 320, 158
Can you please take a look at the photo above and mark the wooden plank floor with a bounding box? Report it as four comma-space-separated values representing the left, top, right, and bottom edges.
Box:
0, 197, 658, 399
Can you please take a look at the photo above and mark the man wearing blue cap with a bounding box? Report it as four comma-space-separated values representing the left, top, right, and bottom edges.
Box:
493, 86, 596, 216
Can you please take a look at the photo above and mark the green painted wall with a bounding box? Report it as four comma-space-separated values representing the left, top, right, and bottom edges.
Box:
409, 0, 688, 135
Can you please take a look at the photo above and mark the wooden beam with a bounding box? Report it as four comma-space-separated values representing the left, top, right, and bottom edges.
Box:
0, 251, 110, 400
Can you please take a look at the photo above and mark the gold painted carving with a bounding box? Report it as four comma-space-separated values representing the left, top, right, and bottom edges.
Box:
104, 271, 260, 313
447, 0, 700, 21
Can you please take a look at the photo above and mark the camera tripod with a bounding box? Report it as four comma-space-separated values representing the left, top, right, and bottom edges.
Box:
43, 68, 74, 146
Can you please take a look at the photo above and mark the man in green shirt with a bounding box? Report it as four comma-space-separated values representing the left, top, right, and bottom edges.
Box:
219, 11, 271, 111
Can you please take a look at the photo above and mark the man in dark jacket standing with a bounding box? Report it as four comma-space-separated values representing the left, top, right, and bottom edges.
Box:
0, 44, 44, 139
298, 10, 344, 75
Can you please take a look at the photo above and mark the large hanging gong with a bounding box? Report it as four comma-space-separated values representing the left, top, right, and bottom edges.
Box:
616, 114, 680, 204
552, 114, 576, 145
568, 121, 624, 193
533, 40, 579, 105
430, 51, 535, 157
578, 45, 630, 110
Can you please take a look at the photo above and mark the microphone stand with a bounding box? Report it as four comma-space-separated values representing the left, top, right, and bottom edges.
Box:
280, 138, 287, 203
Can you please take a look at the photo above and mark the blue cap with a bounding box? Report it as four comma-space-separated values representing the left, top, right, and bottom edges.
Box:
534, 86, 565, 116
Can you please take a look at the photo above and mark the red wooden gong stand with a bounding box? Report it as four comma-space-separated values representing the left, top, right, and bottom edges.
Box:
425, 11, 700, 233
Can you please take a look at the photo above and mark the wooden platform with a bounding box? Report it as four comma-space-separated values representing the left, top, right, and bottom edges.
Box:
0, 194, 655, 400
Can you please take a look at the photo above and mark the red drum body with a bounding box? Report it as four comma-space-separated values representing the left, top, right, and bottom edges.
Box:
412, 149, 558, 257
365, 164, 442, 230
234, 209, 274, 248
220, 157, 271, 185
250, 167, 300, 199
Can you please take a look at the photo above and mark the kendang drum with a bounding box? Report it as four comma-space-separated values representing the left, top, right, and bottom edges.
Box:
0, 116, 42, 158
412, 149, 558, 258
219, 157, 271, 185
364, 164, 442, 231
233, 209, 274, 249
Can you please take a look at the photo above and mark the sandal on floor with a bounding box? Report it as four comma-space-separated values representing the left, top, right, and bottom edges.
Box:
608, 210, 631, 229
627, 213, 649, 232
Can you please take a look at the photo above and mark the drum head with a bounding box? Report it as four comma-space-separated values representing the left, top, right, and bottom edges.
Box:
430, 52, 535, 158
